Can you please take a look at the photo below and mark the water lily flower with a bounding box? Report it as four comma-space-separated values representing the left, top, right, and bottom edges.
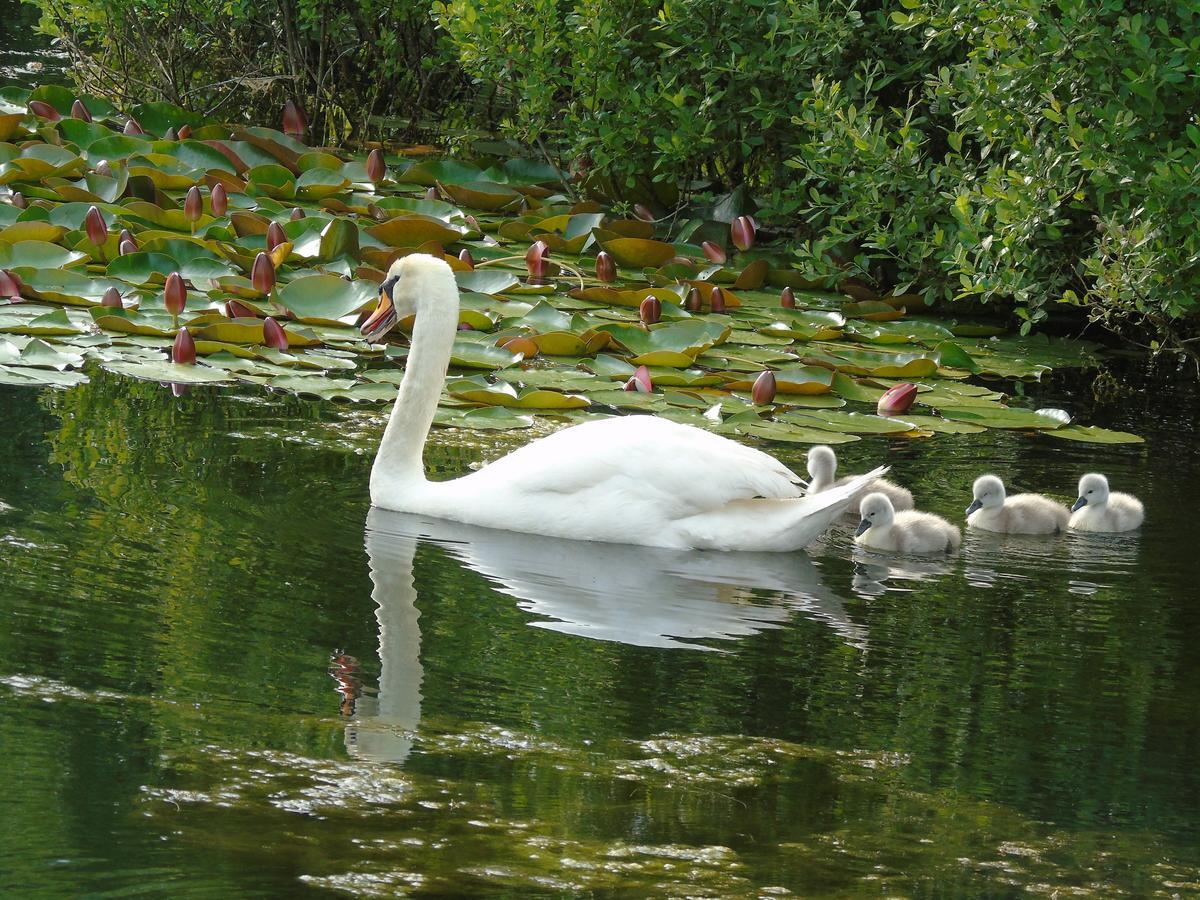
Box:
177, 124, 192, 140
119, 239, 138, 256
266, 222, 287, 251
702, 241, 726, 264
752, 370, 777, 405
29, 100, 60, 120
367, 149, 387, 184
877, 382, 917, 416
0, 269, 23, 300
164, 272, 187, 317
84, 206, 107, 247
633, 204, 655, 222
640, 296, 661, 325
172, 327, 196, 364
289, 207, 305, 221
623, 365, 653, 393
211, 183, 228, 217
225, 299, 256, 318
596, 251, 616, 283
731, 215, 756, 251
685, 286, 702, 312
282, 100, 306, 140
123, 118, 144, 135
710, 286, 726, 313
251, 252, 275, 294
184, 186, 202, 223
781, 286, 796, 309
263, 316, 289, 350
526, 240, 549, 279
458, 249, 475, 269
100, 287, 122, 308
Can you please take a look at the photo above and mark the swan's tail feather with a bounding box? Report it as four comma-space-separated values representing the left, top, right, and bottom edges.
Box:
786, 465, 887, 547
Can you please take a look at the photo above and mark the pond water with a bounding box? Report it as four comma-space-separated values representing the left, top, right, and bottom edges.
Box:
1, 361, 1198, 897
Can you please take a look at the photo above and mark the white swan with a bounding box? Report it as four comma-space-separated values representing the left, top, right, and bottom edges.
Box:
807, 445, 913, 516
360, 255, 885, 551
854, 492, 961, 554
965, 474, 1069, 534
1069, 473, 1144, 532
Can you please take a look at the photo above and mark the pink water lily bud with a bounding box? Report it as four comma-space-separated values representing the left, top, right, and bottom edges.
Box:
701, 241, 726, 264
623, 365, 653, 393
464, 214, 481, 232
100, 287, 122, 308
458, 322, 473, 331
251, 252, 275, 294
71, 99, 92, 121
751, 370, 777, 405
282, 100, 306, 139
877, 382, 918, 416
525, 240, 549, 278
172, 327, 196, 364
84, 206, 107, 246
184, 186, 202, 222
119, 239, 138, 256
458, 248, 475, 270
780, 286, 796, 309
123, 117, 144, 135
668, 255, 693, 268
710, 286, 726, 313
289, 207, 304, 221
263, 316, 289, 350
210, 183, 228, 217
639, 296, 661, 325
266, 221, 287, 251
731, 215, 755, 251
177, 124, 192, 140
95, 160, 112, 177
225, 299, 256, 319
424, 186, 438, 201
633, 204, 654, 222
596, 251, 616, 283
367, 149, 387, 183
164, 272, 187, 316
0, 269, 22, 299
29, 100, 60, 121
119, 229, 136, 247
10, 191, 25, 209
685, 286, 702, 312
170, 382, 190, 398
163, 126, 178, 141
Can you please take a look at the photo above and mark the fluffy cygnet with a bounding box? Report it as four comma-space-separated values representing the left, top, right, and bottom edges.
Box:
855, 492, 961, 554
965, 474, 1070, 534
807, 445, 913, 516
1068, 473, 1144, 532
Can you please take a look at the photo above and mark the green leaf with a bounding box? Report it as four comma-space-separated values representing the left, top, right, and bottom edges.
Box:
275, 274, 378, 322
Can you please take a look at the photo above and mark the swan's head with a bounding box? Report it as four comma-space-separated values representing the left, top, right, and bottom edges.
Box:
360, 254, 456, 343
807, 445, 837, 481
855, 492, 895, 536
1072, 472, 1109, 512
966, 474, 1006, 516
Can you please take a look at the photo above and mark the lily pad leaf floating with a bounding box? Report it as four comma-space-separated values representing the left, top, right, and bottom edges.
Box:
275, 274, 378, 323
940, 406, 1069, 430
1041, 424, 1144, 444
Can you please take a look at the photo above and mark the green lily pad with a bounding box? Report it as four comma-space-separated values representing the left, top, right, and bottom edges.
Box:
275, 274, 378, 323
941, 407, 1068, 430
1041, 424, 1144, 444
0, 240, 88, 269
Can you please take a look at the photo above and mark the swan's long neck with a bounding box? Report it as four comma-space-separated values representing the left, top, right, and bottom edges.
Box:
373, 287, 459, 487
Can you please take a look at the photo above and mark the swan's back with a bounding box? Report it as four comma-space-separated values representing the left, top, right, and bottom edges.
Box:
969, 493, 1069, 534
1069, 491, 1144, 532
859, 509, 960, 553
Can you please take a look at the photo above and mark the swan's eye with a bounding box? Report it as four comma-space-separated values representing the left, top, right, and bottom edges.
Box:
381, 275, 399, 300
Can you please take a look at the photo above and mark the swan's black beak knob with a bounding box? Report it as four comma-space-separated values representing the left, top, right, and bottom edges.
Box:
361, 276, 399, 343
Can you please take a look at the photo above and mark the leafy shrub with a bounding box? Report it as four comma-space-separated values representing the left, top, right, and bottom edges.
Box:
29, 0, 480, 142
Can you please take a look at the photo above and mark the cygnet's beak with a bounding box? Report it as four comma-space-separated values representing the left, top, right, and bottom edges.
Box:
965, 498, 982, 516
1071, 496, 1087, 512
360, 287, 397, 343
854, 519, 871, 537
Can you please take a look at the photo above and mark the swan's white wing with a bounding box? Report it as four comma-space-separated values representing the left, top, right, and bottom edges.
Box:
468, 416, 803, 518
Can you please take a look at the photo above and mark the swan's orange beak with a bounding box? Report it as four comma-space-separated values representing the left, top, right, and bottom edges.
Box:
361, 287, 397, 343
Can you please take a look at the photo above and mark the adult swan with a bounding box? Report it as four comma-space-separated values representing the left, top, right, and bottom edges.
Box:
360, 254, 884, 551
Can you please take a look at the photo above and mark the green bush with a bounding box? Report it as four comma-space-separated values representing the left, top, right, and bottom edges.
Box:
437, 0, 1199, 344
28, 0, 480, 143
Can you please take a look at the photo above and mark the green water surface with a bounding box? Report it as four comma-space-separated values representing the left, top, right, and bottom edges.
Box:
1, 366, 1198, 898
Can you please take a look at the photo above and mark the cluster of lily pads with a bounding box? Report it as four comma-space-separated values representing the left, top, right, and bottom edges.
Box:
0, 83, 1141, 444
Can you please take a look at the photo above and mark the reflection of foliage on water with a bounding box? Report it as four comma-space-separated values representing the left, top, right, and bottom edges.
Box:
1, 375, 1197, 895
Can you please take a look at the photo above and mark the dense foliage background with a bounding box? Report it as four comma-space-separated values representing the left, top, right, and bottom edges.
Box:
29, 0, 1200, 346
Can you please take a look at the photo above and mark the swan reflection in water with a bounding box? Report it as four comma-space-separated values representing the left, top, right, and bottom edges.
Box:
343, 508, 866, 763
